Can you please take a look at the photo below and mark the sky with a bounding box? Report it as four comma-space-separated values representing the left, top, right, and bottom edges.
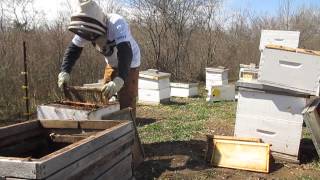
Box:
225, 0, 320, 15
32, 0, 320, 21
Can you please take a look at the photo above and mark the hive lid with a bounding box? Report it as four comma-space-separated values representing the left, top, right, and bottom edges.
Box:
206, 66, 229, 73
265, 45, 320, 56
139, 69, 171, 80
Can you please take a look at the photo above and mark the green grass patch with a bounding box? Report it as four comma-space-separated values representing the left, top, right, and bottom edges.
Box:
138, 96, 237, 144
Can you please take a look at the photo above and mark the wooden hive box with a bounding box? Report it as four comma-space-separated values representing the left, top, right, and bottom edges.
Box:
259, 45, 320, 96
37, 101, 120, 120
259, 30, 300, 51
138, 69, 171, 104
0, 120, 134, 180
235, 81, 308, 163
206, 84, 235, 102
205, 67, 228, 90
170, 82, 199, 98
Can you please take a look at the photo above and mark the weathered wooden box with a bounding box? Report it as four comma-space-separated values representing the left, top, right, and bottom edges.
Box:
37, 101, 120, 120
259, 45, 320, 96
234, 81, 308, 162
205, 67, 228, 90
138, 69, 171, 104
302, 98, 320, 158
0, 120, 134, 180
170, 83, 199, 98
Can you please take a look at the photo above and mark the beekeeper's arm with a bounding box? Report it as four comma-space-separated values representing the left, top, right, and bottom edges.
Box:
102, 19, 133, 98
58, 36, 88, 88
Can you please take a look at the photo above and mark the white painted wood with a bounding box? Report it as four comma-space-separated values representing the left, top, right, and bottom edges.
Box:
234, 89, 306, 156
259, 48, 320, 96
37, 103, 120, 120
239, 64, 259, 82
170, 83, 198, 97
259, 30, 300, 50
139, 69, 171, 80
138, 78, 170, 90
206, 80, 228, 90
206, 68, 229, 90
207, 85, 235, 102
138, 88, 171, 104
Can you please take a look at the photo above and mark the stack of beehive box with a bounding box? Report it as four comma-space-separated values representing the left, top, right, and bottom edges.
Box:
206, 67, 236, 102
235, 30, 320, 162
138, 69, 171, 104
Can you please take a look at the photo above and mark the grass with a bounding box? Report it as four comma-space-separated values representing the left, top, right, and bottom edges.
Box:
138, 96, 237, 144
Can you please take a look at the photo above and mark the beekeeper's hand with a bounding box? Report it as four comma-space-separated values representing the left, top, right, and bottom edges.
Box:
57, 72, 70, 89
101, 77, 124, 99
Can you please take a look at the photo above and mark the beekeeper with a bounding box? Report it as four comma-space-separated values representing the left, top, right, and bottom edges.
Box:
57, 0, 140, 116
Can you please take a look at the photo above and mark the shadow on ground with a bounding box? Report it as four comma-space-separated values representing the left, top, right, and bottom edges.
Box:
300, 138, 319, 164
134, 140, 210, 179
135, 118, 157, 127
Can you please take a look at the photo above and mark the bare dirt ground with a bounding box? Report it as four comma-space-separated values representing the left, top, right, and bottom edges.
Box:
135, 100, 320, 180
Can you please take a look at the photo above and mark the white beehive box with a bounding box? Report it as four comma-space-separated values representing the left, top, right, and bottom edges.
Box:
259, 30, 300, 51
259, 46, 320, 96
206, 67, 228, 90
138, 69, 171, 104
239, 64, 259, 82
170, 83, 198, 98
37, 102, 120, 120
234, 82, 307, 160
207, 85, 235, 102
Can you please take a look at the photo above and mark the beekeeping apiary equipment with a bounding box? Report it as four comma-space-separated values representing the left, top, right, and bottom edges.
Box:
0, 120, 134, 179
37, 101, 120, 120
170, 82, 199, 98
234, 81, 309, 162
258, 45, 320, 96
138, 69, 171, 104
207, 85, 236, 102
205, 67, 228, 90
239, 64, 259, 82
259, 30, 300, 51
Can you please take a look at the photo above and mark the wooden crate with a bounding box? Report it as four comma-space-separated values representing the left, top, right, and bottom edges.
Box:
0, 120, 134, 179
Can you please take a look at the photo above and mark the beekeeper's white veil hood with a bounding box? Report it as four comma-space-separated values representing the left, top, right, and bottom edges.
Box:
68, 0, 106, 41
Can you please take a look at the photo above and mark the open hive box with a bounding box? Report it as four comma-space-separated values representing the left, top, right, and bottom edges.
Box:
37, 101, 120, 120
0, 120, 134, 180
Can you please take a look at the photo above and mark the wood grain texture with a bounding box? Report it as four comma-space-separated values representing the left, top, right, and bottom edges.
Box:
37, 122, 132, 179
210, 139, 270, 173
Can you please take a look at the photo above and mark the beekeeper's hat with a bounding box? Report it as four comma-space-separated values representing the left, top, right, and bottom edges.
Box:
68, 0, 106, 41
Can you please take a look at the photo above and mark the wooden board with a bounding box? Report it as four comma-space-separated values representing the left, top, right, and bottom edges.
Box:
0, 120, 134, 179
266, 44, 320, 56
205, 135, 261, 162
210, 139, 270, 173
303, 98, 320, 158
102, 108, 145, 169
